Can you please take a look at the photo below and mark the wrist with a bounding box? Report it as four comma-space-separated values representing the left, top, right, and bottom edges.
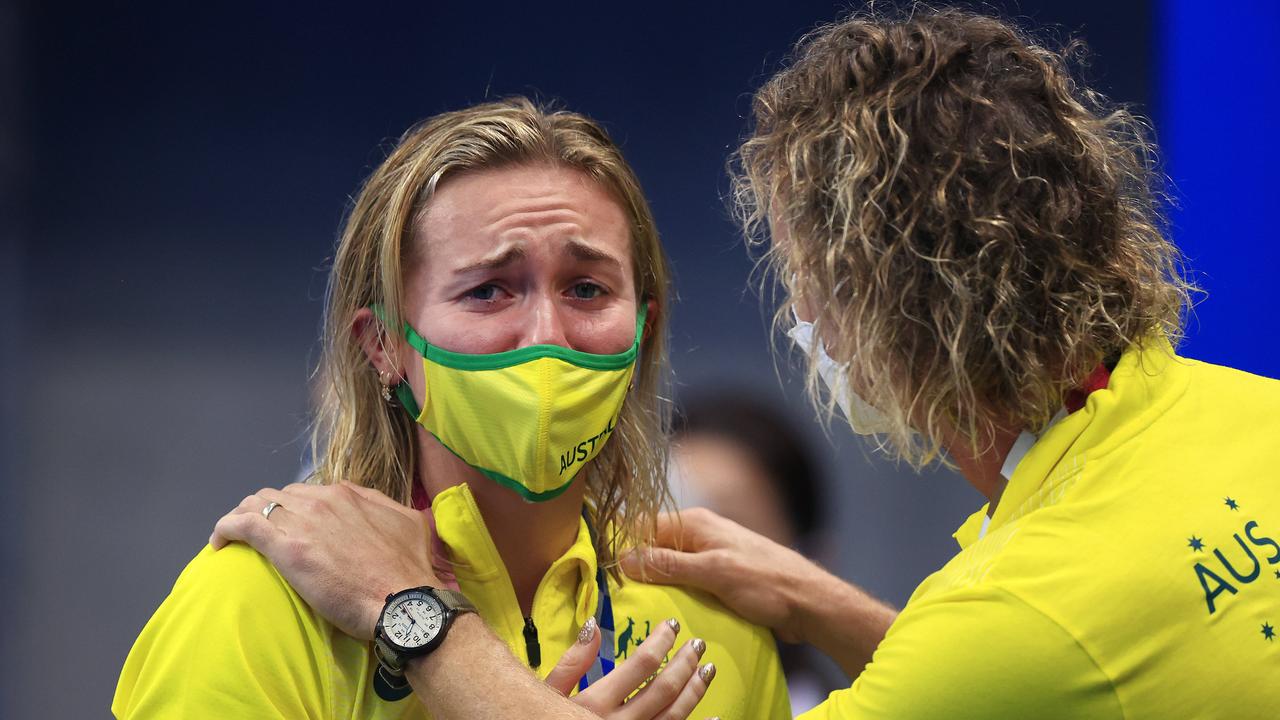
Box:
785, 559, 838, 645
405, 612, 483, 683
795, 569, 897, 677
373, 586, 477, 701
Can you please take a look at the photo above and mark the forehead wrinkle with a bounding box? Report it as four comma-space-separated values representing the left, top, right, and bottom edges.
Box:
478, 203, 590, 237
418, 178, 630, 273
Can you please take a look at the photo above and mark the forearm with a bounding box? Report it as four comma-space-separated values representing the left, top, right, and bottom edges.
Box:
790, 563, 897, 679
407, 613, 596, 718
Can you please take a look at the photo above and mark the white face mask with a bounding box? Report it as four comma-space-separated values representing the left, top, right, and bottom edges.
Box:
785, 313, 896, 436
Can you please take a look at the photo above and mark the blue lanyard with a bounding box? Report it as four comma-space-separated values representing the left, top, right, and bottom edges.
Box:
578, 512, 616, 691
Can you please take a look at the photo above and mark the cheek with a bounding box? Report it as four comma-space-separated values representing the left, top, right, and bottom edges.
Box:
564, 306, 639, 355
413, 306, 521, 354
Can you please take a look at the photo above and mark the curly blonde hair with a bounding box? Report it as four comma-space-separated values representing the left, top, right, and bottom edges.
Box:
311, 97, 671, 574
733, 7, 1192, 465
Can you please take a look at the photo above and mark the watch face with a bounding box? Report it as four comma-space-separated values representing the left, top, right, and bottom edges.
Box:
382, 590, 446, 650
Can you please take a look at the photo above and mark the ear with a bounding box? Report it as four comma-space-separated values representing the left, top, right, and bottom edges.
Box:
641, 297, 660, 345
351, 307, 405, 384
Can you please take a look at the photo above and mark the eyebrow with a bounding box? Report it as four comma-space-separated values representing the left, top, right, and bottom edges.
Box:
452, 245, 528, 275
565, 239, 624, 271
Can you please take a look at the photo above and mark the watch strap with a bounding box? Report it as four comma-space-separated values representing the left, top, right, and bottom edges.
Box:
432, 588, 477, 614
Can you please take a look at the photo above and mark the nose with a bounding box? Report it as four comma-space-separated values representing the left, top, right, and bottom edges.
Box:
524, 298, 570, 348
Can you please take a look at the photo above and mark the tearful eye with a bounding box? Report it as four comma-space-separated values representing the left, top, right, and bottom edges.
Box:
467, 284, 498, 301
571, 282, 603, 300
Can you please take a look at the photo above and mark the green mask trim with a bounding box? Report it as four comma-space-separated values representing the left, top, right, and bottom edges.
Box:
372, 305, 646, 371
379, 305, 643, 504
393, 381, 575, 503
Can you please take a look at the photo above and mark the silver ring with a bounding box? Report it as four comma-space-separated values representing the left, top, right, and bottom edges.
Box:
262, 501, 282, 520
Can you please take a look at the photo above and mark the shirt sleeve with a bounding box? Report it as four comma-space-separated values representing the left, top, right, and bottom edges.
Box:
745, 622, 793, 719
798, 586, 1123, 720
113, 544, 336, 719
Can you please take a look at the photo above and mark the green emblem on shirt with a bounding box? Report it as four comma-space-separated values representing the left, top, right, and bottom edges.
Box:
1189, 509, 1280, 615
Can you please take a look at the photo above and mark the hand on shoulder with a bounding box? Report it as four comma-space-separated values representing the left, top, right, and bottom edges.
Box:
210, 481, 442, 641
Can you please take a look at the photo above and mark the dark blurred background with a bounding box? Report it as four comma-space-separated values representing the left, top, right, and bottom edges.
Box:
2, 1, 1276, 716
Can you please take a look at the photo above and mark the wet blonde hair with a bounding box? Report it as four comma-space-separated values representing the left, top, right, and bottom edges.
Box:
312, 97, 671, 572
733, 7, 1192, 465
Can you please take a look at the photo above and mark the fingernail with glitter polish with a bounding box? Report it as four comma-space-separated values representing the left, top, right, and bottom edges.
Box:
578, 617, 597, 645
691, 638, 706, 657
665, 617, 680, 634
699, 663, 717, 683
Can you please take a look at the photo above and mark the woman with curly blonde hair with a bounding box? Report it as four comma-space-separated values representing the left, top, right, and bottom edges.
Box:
632, 7, 1280, 719
194, 7, 1278, 719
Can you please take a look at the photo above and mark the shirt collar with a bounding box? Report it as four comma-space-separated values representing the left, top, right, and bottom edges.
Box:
429, 483, 599, 628
953, 336, 1190, 549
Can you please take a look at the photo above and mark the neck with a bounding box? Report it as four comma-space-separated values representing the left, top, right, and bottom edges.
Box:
945, 422, 1020, 516
418, 435, 585, 616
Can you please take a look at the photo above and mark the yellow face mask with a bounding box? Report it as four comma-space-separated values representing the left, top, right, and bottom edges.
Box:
391, 308, 644, 502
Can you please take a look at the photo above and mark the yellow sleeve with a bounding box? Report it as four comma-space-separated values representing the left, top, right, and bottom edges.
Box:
744, 625, 792, 720
798, 586, 1122, 720
113, 545, 336, 719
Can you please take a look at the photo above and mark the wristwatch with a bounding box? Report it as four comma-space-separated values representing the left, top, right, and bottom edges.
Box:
373, 586, 477, 692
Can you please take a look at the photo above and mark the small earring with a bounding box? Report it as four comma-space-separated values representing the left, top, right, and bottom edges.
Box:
378, 370, 394, 403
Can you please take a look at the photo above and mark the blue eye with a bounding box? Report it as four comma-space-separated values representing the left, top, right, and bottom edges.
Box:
572, 282, 603, 300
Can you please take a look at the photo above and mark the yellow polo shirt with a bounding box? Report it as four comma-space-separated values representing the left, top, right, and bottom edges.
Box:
802, 337, 1280, 719
114, 483, 790, 718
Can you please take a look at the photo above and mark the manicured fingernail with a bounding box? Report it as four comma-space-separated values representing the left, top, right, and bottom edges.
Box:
578, 617, 597, 645
699, 663, 717, 683
691, 638, 706, 657
665, 617, 680, 634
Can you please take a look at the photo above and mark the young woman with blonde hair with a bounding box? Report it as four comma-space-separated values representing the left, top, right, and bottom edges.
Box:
114, 97, 790, 719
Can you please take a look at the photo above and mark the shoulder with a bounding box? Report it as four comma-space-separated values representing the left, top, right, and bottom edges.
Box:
613, 578, 791, 718
164, 543, 328, 638
803, 585, 1121, 720
615, 576, 774, 653
1179, 355, 1280, 417
114, 544, 345, 719
177, 541, 296, 595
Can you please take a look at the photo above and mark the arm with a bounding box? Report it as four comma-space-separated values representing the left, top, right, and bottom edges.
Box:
211, 482, 714, 720
621, 507, 896, 678
796, 587, 1122, 719
409, 613, 716, 720
407, 613, 596, 717
113, 544, 335, 719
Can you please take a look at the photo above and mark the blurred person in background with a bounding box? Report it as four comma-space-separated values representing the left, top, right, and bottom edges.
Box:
113, 98, 791, 719
206, 6, 1280, 719
669, 392, 844, 714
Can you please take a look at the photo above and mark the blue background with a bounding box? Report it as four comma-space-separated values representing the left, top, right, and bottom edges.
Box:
1, 1, 1275, 716
1159, 0, 1280, 377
